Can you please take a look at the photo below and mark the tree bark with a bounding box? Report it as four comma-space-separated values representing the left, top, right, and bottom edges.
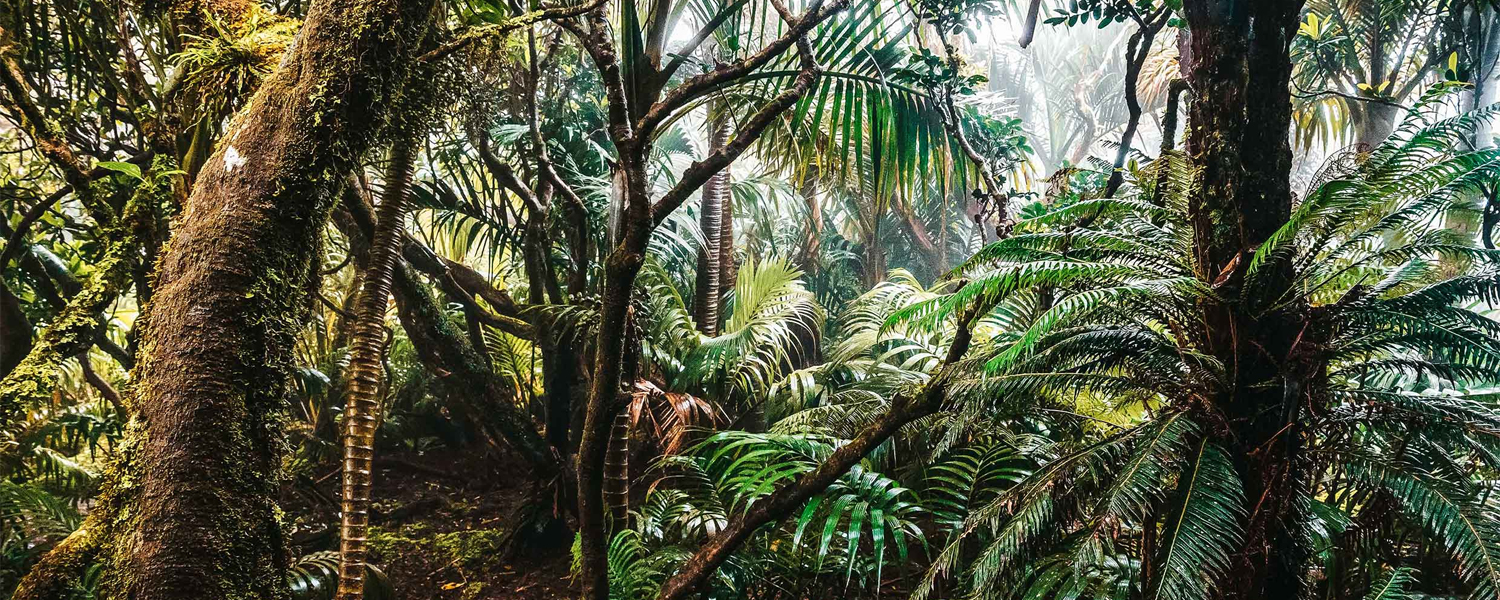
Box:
0, 281, 32, 377
1354, 100, 1401, 150
337, 185, 559, 474
798, 155, 823, 279
720, 166, 738, 292
694, 107, 731, 335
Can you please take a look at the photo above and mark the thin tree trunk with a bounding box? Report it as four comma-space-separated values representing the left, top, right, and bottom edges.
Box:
695, 109, 731, 335
337, 140, 418, 600
572, 6, 834, 595
0, 281, 31, 377
798, 158, 823, 279
605, 403, 632, 522
720, 168, 737, 292
337, 185, 559, 474
1104, 13, 1168, 198
862, 221, 887, 286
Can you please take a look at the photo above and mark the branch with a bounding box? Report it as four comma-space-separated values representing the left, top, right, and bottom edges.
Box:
476, 135, 545, 215
0, 26, 109, 223
937, 43, 1007, 228
558, 8, 634, 148
1292, 82, 1409, 109
635, 0, 848, 142
659, 0, 752, 81
417, 0, 607, 63
1018, 0, 1043, 48
0, 152, 154, 269
650, 1, 827, 225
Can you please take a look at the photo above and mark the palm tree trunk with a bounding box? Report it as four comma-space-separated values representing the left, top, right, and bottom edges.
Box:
862, 220, 887, 286
720, 169, 737, 292
798, 159, 822, 279
695, 108, 732, 335
605, 405, 631, 522
336, 182, 559, 473
1355, 101, 1400, 150
337, 141, 417, 600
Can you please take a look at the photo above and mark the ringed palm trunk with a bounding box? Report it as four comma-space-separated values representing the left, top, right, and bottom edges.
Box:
337, 142, 418, 600
720, 169, 737, 292
605, 405, 632, 522
695, 108, 732, 335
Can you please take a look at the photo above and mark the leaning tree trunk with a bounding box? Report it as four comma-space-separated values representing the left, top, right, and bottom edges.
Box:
9, 0, 436, 596
337, 141, 418, 600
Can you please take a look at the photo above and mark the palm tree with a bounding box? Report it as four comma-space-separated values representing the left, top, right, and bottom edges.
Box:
1291, 0, 1486, 149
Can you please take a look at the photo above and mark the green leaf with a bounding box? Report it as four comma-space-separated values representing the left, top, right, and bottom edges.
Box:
97, 161, 142, 180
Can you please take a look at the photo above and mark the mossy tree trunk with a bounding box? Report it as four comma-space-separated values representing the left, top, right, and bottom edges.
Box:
14, 0, 438, 596
1179, 2, 1310, 600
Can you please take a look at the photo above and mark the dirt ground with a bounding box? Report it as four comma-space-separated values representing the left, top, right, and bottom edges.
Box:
288, 447, 577, 600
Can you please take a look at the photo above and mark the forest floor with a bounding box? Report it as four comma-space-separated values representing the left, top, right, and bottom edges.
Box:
291, 447, 577, 600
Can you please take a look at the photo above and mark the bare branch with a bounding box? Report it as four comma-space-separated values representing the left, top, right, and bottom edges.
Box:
635, 0, 848, 143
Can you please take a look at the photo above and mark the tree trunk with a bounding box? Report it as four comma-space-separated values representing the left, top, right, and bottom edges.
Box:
1180, 2, 1308, 600
894, 193, 945, 277
605, 403, 632, 522
862, 221, 887, 286
337, 140, 417, 600
43, 0, 436, 596
0, 281, 31, 377
337, 185, 559, 474
720, 167, 738, 292
695, 109, 731, 335
798, 158, 823, 280
1355, 101, 1401, 150
1105, 14, 1167, 198
572, 8, 833, 596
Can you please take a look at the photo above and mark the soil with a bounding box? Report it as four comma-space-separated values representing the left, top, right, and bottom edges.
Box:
286, 447, 578, 600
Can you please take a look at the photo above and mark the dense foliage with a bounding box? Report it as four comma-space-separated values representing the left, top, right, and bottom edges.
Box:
0, 0, 1498, 599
